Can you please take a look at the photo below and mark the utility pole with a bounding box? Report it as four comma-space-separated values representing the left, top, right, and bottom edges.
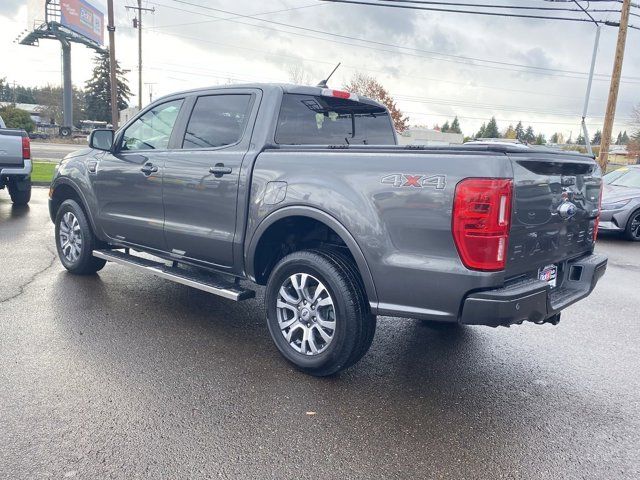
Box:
144, 82, 156, 103
126, 2, 154, 110
599, 0, 631, 170
107, 0, 118, 129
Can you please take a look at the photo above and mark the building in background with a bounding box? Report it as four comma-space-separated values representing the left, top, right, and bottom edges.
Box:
0, 102, 43, 124
608, 146, 638, 165
119, 107, 139, 126
397, 127, 464, 146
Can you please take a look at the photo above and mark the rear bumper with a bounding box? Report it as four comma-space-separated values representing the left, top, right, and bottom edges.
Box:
0, 159, 32, 176
460, 253, 607, 327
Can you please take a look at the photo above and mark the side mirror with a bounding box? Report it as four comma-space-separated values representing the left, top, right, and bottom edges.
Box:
89, 129, 115, 151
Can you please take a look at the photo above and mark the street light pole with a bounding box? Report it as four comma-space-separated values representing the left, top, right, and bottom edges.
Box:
138, 0, 142, 110
107, 0, 118, 129
581, 25, 601, 157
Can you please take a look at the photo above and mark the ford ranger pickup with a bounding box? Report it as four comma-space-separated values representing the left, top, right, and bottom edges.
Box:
0, 115, 32, 205
48, 84, 607, 376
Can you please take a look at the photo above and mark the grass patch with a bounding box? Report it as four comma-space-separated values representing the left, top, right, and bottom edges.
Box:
31, 161, 56, 184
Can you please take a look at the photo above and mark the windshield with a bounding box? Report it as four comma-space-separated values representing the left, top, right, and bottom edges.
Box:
602, 168, 627, 185
275, 93, 395, 145
610, 169, 640, 189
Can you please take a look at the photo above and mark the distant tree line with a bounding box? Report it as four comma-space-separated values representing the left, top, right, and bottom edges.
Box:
0, 51, 130, 127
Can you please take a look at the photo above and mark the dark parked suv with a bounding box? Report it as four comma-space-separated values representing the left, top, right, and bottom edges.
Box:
48, 83, 607, 375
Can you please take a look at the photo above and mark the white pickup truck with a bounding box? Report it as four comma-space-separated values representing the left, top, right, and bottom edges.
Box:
0, 115, 32, 205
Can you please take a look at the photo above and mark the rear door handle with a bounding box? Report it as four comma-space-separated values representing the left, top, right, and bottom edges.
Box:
209, 163, 232, 177
141, 163, 158, 175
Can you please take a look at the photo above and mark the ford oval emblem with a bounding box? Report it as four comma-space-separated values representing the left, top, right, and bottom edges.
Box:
558, 201, 577, 219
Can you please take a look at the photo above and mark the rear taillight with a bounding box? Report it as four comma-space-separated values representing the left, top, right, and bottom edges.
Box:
452, 178, 513, 271
22, 135, 30, 160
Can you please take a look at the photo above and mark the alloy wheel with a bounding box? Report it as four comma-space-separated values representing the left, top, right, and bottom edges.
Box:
59, 212, 83, 263
276, 273, 336, 355
631, 212, 640, 239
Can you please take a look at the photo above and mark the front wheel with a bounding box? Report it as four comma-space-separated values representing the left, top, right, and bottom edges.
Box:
265, 249, 376, 377
54, 199, 106, 274
8, 177, 31, 205
624, 209, 640, 241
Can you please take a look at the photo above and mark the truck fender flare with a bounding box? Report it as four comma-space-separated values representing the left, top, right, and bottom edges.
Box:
50, 177, 99, 235
245, 205, 378, 305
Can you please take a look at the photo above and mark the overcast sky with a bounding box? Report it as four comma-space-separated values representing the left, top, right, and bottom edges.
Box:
1, 0, 638, 138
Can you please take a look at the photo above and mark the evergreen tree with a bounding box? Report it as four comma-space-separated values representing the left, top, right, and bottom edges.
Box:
484, 117, 500, 138
515, 121, 525, 142
550, 132, 559, 143
576, 133, 585, 145
450, 116, 461, 134
85, 50, 131, 123
441, 120, 450, 133
524, 126, 535, 143
592, 130, 602, 145
475, 123, 486, 139
621, 131, 630, 144
616, 132, 623, 145
535, 133, 546, 145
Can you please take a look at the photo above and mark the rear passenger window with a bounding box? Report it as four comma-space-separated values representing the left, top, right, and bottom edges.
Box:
183, 95, 252, 149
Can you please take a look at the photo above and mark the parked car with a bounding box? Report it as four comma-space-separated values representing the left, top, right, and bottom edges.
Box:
0, 114, 32, 205
600, 165, 640, 240
48, 83, 607, 376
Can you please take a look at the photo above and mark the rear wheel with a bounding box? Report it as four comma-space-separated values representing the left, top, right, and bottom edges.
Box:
265, 249, 376, 376
625, 209, 640, 241
54, 199, 106, 274
8, 177, 31, 205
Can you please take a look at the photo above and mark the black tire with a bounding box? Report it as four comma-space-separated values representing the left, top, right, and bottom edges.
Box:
8, 177, 31, 205
265, 249, 376, 377
54, 199, 106, 274
624, 209, 640, 242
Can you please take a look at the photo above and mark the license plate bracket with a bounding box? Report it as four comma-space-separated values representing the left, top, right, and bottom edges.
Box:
538, 264, 558, 288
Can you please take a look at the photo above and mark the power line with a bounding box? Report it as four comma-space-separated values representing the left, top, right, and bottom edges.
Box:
322, 0, 640, 29
322, 0, 608, 23
151, 0, 640, 83
121, 56, 634, 121
149, 3, 325, 30
386, 0, 640, 18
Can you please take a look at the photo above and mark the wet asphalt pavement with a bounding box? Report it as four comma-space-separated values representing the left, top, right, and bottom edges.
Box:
1, 188, 639, 479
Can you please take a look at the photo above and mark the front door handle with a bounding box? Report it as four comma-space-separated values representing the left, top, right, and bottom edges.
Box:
209, 163, 232, 178
141, 163, 158, 175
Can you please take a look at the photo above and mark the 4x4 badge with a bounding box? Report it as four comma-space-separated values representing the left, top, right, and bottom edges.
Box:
380, 173, 446, 189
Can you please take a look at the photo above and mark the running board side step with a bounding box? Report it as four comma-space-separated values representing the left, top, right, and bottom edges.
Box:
93, 249, 255, 301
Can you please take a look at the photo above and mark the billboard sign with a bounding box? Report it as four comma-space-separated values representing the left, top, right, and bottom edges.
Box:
59, 0, 104, 46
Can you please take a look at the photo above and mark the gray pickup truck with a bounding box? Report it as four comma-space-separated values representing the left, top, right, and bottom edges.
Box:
0, 115, 32, 205
48, 84, 607, 375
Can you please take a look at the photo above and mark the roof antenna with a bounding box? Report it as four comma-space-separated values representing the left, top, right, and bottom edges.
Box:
317, 62, 341, 88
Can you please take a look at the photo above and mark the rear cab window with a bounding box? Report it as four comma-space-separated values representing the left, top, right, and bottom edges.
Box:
275, 93, 396, 145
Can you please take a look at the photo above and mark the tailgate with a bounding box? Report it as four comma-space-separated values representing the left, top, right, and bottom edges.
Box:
506, 151, 601, 279
0, 130, 25, 166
